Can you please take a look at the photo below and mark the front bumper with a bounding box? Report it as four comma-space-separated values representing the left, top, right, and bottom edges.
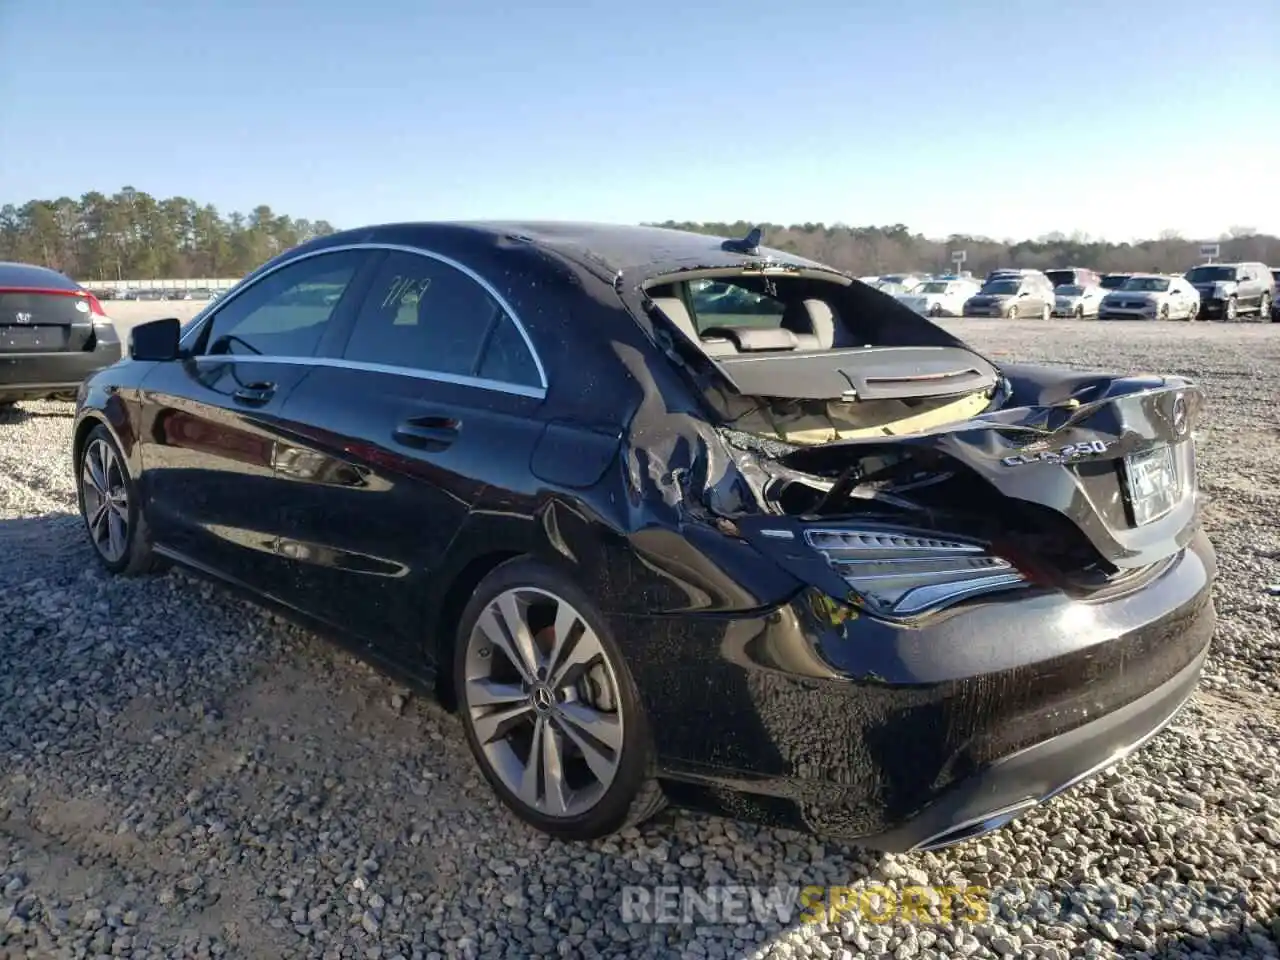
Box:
0, 332, 122, 400
1098, 306, 1159, 320
627, 529, 1216, 850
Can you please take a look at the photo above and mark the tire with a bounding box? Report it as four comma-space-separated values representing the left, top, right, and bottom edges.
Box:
1225, 297, 1238, 321
1159, 304, 1170, 321
1259, 292, 1272, 321
1074, 306, 1084, 320
1007, 305, 1018, 320
75, 424, 158, 576
1041, 303, 1051, 321
928, 302, 943, 318
453, 556, 665, 841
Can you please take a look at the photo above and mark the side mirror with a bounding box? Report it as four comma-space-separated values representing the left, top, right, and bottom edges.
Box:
129, 317, 182, 362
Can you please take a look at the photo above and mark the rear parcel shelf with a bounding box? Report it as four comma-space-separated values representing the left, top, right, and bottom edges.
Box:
714, 346, 999, 401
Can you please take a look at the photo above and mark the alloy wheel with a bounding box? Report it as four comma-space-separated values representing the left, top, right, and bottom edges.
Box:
462, 587, 624, 819
80, 437, 131, 563
1226, 297, 1237, 321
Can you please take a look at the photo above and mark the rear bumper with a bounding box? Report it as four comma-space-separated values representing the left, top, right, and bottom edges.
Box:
630, 529, 1216, 850
1198, 297, 1226, 318
0, 335, 122, 400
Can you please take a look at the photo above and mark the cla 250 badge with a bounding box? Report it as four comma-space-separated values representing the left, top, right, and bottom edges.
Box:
1001, 439, 1113, 467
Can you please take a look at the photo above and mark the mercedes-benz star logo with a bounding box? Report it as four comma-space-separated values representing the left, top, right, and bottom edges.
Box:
531, 685, 556, 712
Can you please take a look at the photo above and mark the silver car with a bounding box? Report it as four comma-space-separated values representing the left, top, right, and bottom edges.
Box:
963, 275, 1053, 319
1052, 284, 1107, 319
1098, 275, 1200, 321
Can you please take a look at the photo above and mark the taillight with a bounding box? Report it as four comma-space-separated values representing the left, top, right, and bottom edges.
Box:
84, 292, 108, 317
804, 526, 1029, 619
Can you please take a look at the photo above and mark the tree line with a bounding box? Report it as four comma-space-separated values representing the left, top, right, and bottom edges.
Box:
0, 187, 337, 281
650, 222, 1279, 279
1, 188, 1275, 282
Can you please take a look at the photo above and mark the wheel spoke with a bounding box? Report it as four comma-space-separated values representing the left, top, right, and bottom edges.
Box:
85, 444, 107, 494
89, 502, 109, 542
107, 510, 126, 559
470, 700, 533, 745
82, 462, 104, 498
554, 702, 621, 784
465, 678, 527, 708
540, 721, 570, 816
517, 715, 545, 806
546, 603, 588, 688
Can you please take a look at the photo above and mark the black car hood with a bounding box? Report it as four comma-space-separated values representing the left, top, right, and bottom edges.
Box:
770, 364, 1206, 569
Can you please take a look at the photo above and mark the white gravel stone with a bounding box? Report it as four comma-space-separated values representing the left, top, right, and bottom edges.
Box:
1, 318, 1278, 958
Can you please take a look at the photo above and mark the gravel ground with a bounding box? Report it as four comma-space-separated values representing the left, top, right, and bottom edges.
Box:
2, 318, 1278, 960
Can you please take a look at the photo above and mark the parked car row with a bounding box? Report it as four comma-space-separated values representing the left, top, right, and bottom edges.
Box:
872, 260, 1278, 322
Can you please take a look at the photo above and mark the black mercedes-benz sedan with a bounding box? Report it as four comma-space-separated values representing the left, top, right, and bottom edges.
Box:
1, 261, 123, 407
71, 222, 1216, 851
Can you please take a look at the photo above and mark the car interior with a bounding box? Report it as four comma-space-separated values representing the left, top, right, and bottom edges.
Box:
645, 278, 839, 356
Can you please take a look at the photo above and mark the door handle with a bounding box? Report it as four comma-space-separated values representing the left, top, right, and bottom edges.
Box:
393, 415, 460, 451
233, 382, 276, 405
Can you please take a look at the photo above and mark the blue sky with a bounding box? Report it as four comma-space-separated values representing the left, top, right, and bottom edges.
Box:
1, 0, 1276, 241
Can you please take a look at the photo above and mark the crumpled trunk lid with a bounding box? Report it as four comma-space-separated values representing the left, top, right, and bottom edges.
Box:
749, 364, 1205, 572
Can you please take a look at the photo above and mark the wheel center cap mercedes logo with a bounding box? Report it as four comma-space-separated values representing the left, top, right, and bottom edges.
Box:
531, 685, 556, 712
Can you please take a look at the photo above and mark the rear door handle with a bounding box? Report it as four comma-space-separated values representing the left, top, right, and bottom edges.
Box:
393, 414, 460, 451
233, 382, 276, 405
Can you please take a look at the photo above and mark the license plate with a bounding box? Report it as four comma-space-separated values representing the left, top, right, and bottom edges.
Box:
0, 326, 58, 350
1124, 445, 1179, 525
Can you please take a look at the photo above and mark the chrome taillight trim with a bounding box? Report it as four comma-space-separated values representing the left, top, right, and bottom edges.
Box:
803, 525, 1029, 619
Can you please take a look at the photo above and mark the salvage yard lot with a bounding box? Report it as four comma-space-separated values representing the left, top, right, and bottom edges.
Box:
2, 318, 1279, 959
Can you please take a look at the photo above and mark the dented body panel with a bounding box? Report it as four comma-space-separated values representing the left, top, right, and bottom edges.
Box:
74, 221, 1217, 851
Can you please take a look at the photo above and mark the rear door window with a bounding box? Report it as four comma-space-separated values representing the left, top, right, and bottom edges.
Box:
342, 250, 543, 389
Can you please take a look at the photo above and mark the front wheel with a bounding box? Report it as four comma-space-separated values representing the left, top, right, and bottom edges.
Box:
1040, 303, 1051, 321
1258, 292, 1272, 320
1008, 305, 1019, 320
1225, 297, 1238, 321
454, 557, 665, 841
1074, 306, 1084, 320
1159, 304, 1170, 321
75, 424, 157, 575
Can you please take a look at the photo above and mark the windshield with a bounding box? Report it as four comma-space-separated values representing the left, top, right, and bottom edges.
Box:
1056, 284, 1085, 296
980, 280, 1020, 295
1100, 275, 1129, 289
1122, 277, 1170, 292
1186, 265, 1237, 283
1045, 270, 1076, 287
917, 281, 949, 294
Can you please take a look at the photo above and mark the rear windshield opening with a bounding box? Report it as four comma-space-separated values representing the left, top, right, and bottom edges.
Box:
644, 271, 953, 359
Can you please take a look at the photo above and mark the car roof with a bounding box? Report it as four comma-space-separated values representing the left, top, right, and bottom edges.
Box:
304, 221, 841, 281
0, 261, 79, 290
